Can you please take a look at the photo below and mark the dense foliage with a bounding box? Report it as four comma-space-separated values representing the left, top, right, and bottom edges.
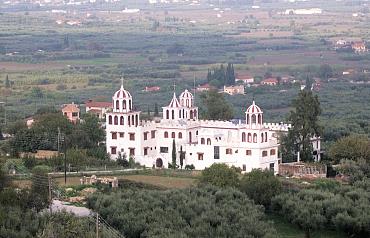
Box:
281, 89, 322, 162
199, 90, 234, 121
199, 163, 240, 188
239, 169, 282, 208
272, 183, 370, 238
88, 186, 277, 238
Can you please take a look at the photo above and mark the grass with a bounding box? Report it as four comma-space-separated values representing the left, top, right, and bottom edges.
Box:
267, 214, 347, 238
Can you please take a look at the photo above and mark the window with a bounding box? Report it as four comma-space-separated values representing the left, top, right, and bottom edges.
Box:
198, 153, 204, 160
120, 116, 124, 125
151, 130, 156, 139
226, 148, 233, 155
112, 132, 117, 140
201, 138, 205, 144
214, 146, 220, 159
119, 132, 124, 138
164, 131, 169, 138
265, 132, 268, 142
123, 100, 126, 109
262, 151, 268, 157
111, 147, 116, 155
246, 150, 252, 156
160, 147, 168, 153
207, 138, 211, 145
270, 149, 276, 156
72, 112, 78, 117
129, 133, 135, 141
172, 110, 175, 119
116, 100, 119, 110
171, 132, 175, 138
178, 132, 182, 139
248, 133, 252, 142
269, 163, 275, 172
129, 148, 135, 156
261, 133, 264, 143
144, 132, 148, 140
108, 115, 112, 124
166, 110, 169, 119
253, 133, 257, 143
144, 147, 148, 156
242, 132, 246, 142
114, 116, 118, 125
242, 164, 246, 171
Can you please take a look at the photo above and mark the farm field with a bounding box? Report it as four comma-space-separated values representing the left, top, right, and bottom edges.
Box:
12, 174, 197, 189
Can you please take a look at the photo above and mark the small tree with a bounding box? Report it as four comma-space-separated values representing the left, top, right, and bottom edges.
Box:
328, 135, 370, 164
200, 163, 239, 187
116, 152, 129, 168
179, 146, 185, 169
239, 169, 282, 208
272, 189, 332, 238
199, 90, 234, 120
171, 139, 176, 169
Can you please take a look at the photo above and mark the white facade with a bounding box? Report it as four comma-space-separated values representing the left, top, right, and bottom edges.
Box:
106, 86, 282, 173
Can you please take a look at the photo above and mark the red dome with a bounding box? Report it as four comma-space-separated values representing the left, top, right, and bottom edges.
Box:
246, 101, 262, 114
179, 89, 193, 99
113, 85, 132, 99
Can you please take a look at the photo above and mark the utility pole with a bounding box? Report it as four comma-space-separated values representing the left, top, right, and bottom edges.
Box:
48, 175, 53, 214
64, 137, 67, 184
96, 213, 100, 238
57, 127, 60, 154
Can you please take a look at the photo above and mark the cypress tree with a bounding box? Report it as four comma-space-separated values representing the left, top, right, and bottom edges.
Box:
179, 146, 185, 169
172, 139, 177, 169
5, 75, 10, 88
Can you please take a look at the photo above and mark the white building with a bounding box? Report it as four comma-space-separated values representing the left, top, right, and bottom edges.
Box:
106, 85, 285, 173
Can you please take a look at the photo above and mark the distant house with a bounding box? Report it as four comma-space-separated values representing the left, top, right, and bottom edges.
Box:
26, 117, 34, 128
62, 103, 80, 124
85, 100, 112, 119
352, 42, 367, 54
261, 78, 278, 86
235, 74, 254, 84
343, 69, 355, 75
223, 85, 245, 95
143, 86, 161, 92
196, 83, 211, 92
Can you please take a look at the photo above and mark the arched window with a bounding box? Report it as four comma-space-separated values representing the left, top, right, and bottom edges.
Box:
166, 110, 169, 119
135, 115, 138, 127
196, 131, 198, 135
253, 133, 257, 143
190, 110, 194, 119
171, 132, 175, 138
246, 115, 250, 125
270, 149, 276, 155
116, 100, 119, 110
242, 132, 246, 142
120, 116, 124, 125
179, 110, 181, 118
131, 115, 135, 126
207, 138, 211, 145
178, 132, 182, 139
183, 109, 185, 118
172, 110, 175, 119
258, 114, 262, 124
129, 100, 132, 110
114, 116, 118, 125
265, 132, 268, 142
261, 133, 264, 143
251, 114, 256, 124
194, 109, 197, 118
248, 133, 252, 142
164, 131, 168, 138
128, 116, 131, 126
189, 132, 192, 143
123, 100, 126, 109
108, 115, 112, 125
201, 138, 205, 144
